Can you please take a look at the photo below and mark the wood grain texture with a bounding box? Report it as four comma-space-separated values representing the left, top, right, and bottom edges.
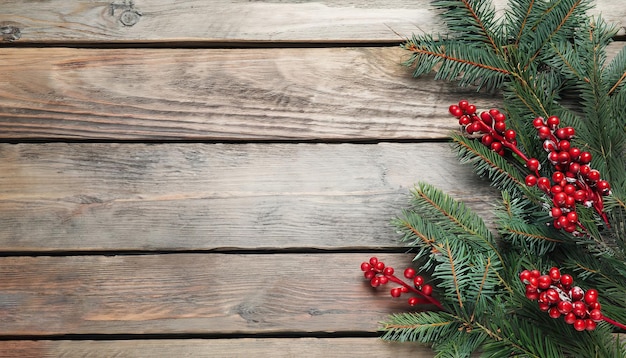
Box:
0, 142, 496, 251
0, 253, 425, 335
0, 0, 623, 43
0, 46, 501, 141
0, 338, 433, 358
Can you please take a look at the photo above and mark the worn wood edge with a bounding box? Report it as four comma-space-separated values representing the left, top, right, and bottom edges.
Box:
0, 142, 497, 251
0, 46, 500, 141
0, 253, 426, 335
0, 0, 623, 43
0, 338, 434, 358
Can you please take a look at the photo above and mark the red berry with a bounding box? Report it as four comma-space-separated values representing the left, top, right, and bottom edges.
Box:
525, 174, 538, 187
390, 287, 402, 298
489, 108, 500, 117
538, 275, 552, 290
584, 289, 598, 304
543, 139, 557, 152
404, 268, 416, 279
551, 184, 563, 194
364, 270, 376, 280
480, 111, 492, 123
587, 170, 600, 182
585, 319, 597, 331
375, 261, 385, 271
370, 277, 381, 287
504, 129, 516, 141
558, 151, 571, 164
567, 211, 578, 223
545, 288, 560, 303
552, 171, 564, 182
458, 100, 469, 110
378, 276, 389, 285
589, 308, 603, 321
549, 267, 561, 281
494, 121, 506, 133
537, 126, 552, 139
537, 177, 551, 192
407, 297, 419, 306
564, 312, 577, 324
549, 307, 561, 319
526, 158, 540, 172
459, 115, 471, 126
560, 274, 574, 287
493, 112, 506, 122
569, 147, 581, 160
559, 140, 571, 151
573, 190, 587, 202
538, 302, 551, 311
533, 117, 545, 128
573, 319, 587, 331
555, 128, 568, 140
449, 105, 463, 117
383, 267, 394, 276
519, 270, 532, 283
490, 141, 503, 152
466, 104, 477, 115
563, 184, 576, 195
570, 287, 585, 302
481, 134, 493, 146
413, 275, 424, 287
597, 180, 611, 195
565, 126, 576, 138
421, 284, 433, 296
369, 257, 379, 266
558, 301, 573, 314
579, 151, 592, 164
547, 115, 560, 128
550, 207, 562, 218
361, 262, 372, 271
525, 289, 539, 301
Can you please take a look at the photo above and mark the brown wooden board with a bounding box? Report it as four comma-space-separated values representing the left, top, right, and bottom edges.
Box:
0, 46, 502, 141
0, 338, 434, 358
0, 253, 427, 335
0, 0, 623, 43
0, 142, 497, 251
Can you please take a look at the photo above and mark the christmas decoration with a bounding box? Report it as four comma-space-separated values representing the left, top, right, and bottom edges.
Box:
360, 0, 626, 356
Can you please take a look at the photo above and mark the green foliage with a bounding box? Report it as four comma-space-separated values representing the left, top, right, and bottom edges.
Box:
384, 0, 626, 356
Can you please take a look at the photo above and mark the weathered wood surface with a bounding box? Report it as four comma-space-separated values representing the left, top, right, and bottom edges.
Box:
0, 339, 432, 358
1, 43, 623, 141
0, 46, 499, 141
0, 253, 420, 335
0, 142, 495, 251
0, 0, 624, 43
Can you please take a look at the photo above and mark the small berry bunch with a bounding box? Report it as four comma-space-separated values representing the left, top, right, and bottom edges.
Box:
520, 267, 626, 332
525, 116, 611, 230
360, 257, 443, 309
449, 101, 534, 165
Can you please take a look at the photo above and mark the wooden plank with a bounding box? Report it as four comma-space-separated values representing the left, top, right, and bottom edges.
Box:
0, 253, 428, 335
0, 0, 623, 43
0, 46, 500, 141
1, 44, 623, 141
0, 142, 496, 251
0, 338, 434, 358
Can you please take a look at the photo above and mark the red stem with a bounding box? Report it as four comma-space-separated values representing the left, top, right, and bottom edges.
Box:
602, 315, 626, 331
385, 274, 445, 310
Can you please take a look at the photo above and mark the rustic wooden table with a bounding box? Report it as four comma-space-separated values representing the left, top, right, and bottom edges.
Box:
0, 1, 624, 357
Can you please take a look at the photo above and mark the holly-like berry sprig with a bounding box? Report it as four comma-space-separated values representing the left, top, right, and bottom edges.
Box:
520, 267, 626, 332
448, 100, 611, 235
360, 257, 444, 310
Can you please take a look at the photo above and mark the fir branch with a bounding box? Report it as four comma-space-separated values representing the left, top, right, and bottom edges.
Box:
443, 240, 465, 309
404, 42, 510, 75
608, 71, 626, 96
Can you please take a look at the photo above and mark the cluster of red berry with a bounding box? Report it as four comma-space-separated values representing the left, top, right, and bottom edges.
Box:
525, 116, 611, 232
360, 257, 443, 309
449, 100, 531, 163
520, 267, 604, 331
449, 100, 611, 235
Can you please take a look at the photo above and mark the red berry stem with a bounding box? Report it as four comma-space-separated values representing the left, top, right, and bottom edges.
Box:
360, 257, 445, 310
601, 315, 626, 331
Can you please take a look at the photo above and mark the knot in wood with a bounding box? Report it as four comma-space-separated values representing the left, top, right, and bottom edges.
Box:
0, 25, 21, 42
119, 10, 141, 26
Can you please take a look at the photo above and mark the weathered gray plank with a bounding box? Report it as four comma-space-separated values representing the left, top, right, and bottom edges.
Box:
0, 338, 433, 358
0, 0, 623, 43
0, 46, 500, 141
0, 142, 496, 251
0, 253, 427, 335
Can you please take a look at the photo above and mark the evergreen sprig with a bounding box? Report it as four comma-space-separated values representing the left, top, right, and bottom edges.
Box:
380, 0, 626, 356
